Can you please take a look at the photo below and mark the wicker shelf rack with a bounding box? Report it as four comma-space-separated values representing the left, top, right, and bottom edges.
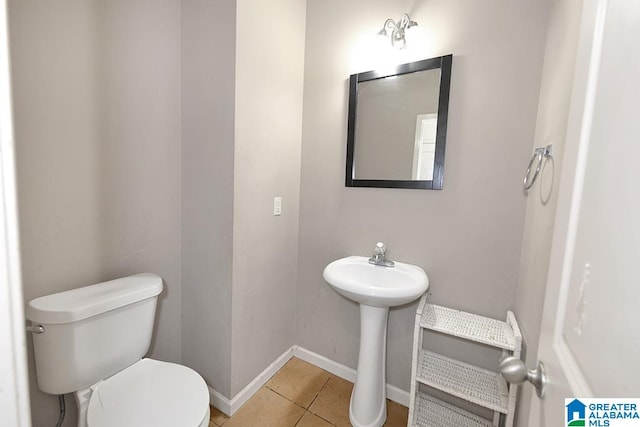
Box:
408, 295, 522, 427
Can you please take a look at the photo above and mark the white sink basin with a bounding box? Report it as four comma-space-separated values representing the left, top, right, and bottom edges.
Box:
323, 256, 429, 307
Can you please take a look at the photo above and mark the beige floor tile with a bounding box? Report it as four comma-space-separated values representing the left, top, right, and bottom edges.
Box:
295, 412, 335, 427
208, 421, 216, 427
224, 388, 305, 427
210, 405, 229, 426
383, 400, 408, 427
308, 376, 353, 427
267, 357, 332, 408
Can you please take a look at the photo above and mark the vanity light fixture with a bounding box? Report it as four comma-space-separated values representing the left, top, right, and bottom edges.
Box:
377, 13, 418, 49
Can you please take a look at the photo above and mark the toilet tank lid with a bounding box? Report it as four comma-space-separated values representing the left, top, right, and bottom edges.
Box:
26, 273, 163, 325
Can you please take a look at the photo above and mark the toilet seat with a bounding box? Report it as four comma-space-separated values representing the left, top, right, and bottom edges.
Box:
87, 358, 210, 427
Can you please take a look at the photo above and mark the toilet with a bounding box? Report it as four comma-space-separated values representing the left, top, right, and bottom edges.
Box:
26, 273, 211, 427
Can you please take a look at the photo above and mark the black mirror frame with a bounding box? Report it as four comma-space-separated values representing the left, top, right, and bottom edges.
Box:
346, 54, 452, 190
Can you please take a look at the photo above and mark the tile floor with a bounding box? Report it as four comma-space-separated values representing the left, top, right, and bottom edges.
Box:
208, 357, 408, 427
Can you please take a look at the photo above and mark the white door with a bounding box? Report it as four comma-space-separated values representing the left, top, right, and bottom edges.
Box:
0, 1, 31, 426
412, 114, 437, 180
529, 0, 640, 424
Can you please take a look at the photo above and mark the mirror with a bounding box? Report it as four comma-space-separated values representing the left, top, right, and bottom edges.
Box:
346, 55, 452, 189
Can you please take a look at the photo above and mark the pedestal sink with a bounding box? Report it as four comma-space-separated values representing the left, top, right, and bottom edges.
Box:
323, 256, 429, 427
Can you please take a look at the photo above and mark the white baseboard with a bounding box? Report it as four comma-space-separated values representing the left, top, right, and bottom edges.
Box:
208, 387, 232, 416
209, 346, 295, 416
292, 346, 410, 407
292, 345, 357, 382
208, 345, 409, 416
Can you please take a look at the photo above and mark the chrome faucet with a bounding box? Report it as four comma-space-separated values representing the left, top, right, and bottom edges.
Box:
368, 242, 395, 267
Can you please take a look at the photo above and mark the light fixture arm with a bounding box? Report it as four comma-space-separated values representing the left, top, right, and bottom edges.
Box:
378, 13, 418, 49
399, 14, 418, 36
378, 18, 397, 37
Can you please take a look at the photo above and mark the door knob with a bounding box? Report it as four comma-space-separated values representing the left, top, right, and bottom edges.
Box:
499, 356, 548, 399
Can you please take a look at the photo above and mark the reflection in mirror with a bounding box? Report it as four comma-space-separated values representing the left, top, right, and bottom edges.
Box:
346, 55, 452, 190
413, 113, 438, 180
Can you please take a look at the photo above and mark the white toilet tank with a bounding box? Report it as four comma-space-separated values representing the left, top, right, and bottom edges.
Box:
26, 273, 163, 395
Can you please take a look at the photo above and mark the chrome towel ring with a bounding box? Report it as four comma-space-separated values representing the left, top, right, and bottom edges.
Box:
523, 144, 553, 192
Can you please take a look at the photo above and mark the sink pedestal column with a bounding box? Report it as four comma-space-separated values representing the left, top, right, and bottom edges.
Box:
349, 304, 389, 427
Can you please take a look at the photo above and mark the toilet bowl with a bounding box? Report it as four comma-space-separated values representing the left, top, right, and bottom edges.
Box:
82, 359, 210, 427
26, 273, 211, 427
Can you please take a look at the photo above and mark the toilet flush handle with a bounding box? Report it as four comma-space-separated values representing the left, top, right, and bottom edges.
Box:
26, 324, 45, 334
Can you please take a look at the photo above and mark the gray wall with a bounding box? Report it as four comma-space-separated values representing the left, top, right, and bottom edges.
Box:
514, 0, 584, 423
8, 1, 182, 425
11, 0, 307, 414
297, 0, 550, 392
230, 0, 306, 397
181, 0, 236, 398
180, 0, 306, 399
